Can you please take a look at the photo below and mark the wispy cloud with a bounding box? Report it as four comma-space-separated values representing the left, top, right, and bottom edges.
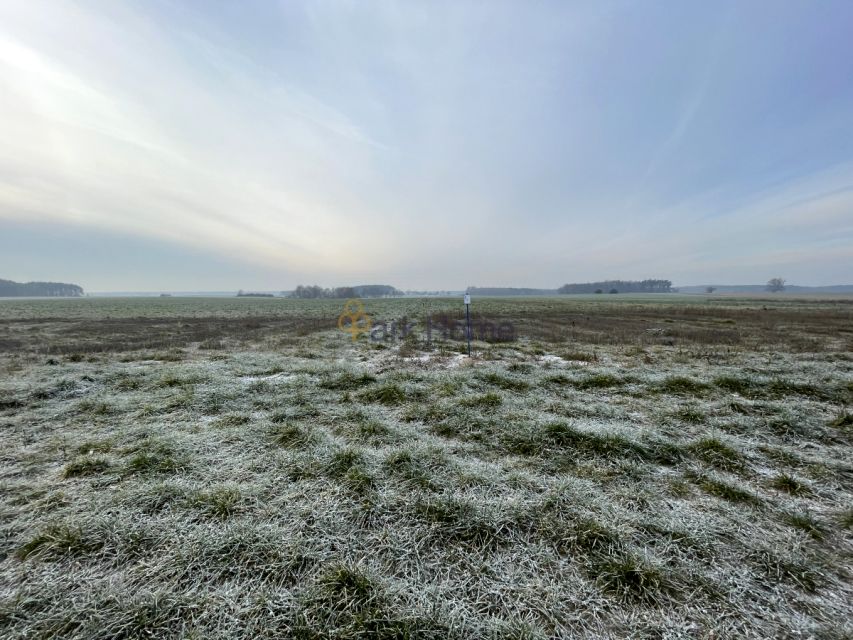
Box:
1, 0, 852, 289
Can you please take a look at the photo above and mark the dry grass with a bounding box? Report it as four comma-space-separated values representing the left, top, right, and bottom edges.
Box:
0, 295, 851, 638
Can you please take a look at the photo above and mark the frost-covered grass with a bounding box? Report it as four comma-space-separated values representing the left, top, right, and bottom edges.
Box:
0, 296, 851, 638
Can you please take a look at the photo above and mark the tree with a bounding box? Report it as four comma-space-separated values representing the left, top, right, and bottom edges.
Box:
766, 278, 786, 293
332, 286, 357, 299
0, 279, 83, 297
558, 280, 672, 294
705, 286, 716, 294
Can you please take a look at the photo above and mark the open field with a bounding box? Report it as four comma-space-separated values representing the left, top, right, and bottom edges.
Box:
1, 295, 851, 638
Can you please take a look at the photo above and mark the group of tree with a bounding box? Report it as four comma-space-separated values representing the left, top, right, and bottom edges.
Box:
0, 279, 83, 297
766, 277, 786, 292
558, 279, 672, 294
288, 284, 401, 299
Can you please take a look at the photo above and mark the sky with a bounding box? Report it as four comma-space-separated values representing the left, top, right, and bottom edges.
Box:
1, 0, 852, 291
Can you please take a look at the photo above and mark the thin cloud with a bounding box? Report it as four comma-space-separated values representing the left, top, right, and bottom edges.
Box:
0, 0, 851, 289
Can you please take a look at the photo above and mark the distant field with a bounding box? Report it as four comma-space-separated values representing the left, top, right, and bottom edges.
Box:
1, 296, 851, 638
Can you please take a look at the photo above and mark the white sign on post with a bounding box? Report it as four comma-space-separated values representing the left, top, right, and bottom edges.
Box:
464, 293, 471, 305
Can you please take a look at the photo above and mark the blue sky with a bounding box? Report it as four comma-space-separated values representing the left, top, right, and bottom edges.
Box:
1, 0, 852, 290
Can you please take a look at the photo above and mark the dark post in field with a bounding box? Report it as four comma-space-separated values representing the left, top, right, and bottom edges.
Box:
464, 292, 471, 356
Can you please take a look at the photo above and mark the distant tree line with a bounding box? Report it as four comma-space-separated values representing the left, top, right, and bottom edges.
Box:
0, 278, 83, 297
289, 284, 402, 299
467, 287, 557, 296
558, 280, 672, 294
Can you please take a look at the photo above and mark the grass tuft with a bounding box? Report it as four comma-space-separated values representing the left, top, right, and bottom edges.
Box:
358, 383, 406, 405
190, 485, 244, 518
383, 449, 437, 490
75, 439, 113, 455
63, 455, 111, 478
574, 374, 624, 390
751, 550, 822, 592
838, 507, 853, 529
461, 392, 502, 409
271, 423, 318, 449
326, 448, 366, 479
829, 411, 853, 428
76, 399, 112, 416
312, 563, 382, 614
414, 496, 499, 546
214, 413, 251, 427
320, 372, 376, 391
125, 440, 185, 474
674, 406, 706, 423
714, 375, 758, 396
17, 523, 102, 560
770, 473, 811, 496
479, 372, 530, 392
591, 550, 672, 604
687, 437, 745, 471
658, 376, 707, 395
784, 512, 825, 541
689, 472, 761, 505
543, 515, 623, 555
544, 422, 648, 460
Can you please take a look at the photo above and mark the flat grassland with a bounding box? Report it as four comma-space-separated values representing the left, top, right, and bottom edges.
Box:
1, 295, 851, 639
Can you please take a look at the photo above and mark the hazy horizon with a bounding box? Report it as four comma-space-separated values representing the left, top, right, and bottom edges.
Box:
66, 280, 853, 295
2, 1, 852, 290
